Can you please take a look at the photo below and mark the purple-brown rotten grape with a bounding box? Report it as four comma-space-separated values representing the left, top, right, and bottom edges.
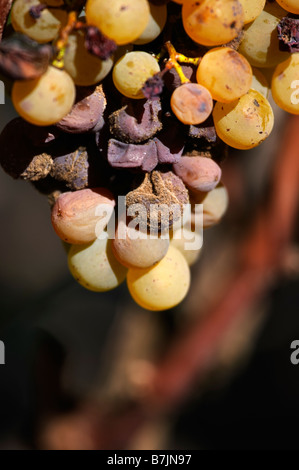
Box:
170, 83, 213, 125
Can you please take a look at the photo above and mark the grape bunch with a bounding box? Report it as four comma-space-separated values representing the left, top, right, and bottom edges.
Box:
0, 0, 297, 311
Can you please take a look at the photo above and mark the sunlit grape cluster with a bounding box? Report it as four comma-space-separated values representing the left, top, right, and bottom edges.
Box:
0, 0, 298, 311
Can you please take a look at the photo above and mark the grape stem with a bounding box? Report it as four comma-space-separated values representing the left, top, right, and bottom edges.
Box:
52, 11, 78, 69
164, 41, 201, 85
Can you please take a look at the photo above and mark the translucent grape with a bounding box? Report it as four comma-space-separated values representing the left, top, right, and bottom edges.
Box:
113, 51, 160, 99
182, 0, 244, 47
64, 30, 114, 86
11, 0, 67, 43
276, 0, 299, 14
12, 66, 76, 126
85, 0, 150, 45
127, 245, 190, 311
170, 228, 202, 266
213, 89, 274, 150
196, 48, 252, 103
133, 3, 167, 45
251, 67, 269, 98
112, 220, 169, 268
238, 0, 266, 24
68, 237, 128, 292
202, 183, 229, 229
238, 2, 290, 68
271, 54, 299, 115
170, 83, 213, 125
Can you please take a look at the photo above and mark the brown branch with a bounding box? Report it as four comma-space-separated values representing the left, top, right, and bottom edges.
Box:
0, 0, 13, 41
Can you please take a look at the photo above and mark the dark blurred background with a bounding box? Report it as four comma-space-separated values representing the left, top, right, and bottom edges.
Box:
1, 93, 299, 450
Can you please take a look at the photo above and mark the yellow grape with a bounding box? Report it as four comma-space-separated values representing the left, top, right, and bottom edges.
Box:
251, 67, 269, 98
170, 83, 213, 125
68, 237, 128, 292
11, 0, 67, 43
238, 0, 266, 24
170, 228, 202, 266
64, 30, 114, 86
202, 184, 229, 229
182, 0, 244, 47
271, 54, 299, 115
276, 0, 299, 14
12, 66, 75, 126
127, 245, 190, 311
238, 2, 290, 68
196, 48, 252, 103
213, 89, 274, 150
113, 51, 160, 99
112, 220, 169, 269
85, 0, 150, 45
133, 3, 167, 45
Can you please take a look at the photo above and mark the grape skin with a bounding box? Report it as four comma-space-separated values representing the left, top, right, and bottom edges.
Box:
170, 83, 213, 125
68, 237, 128, 292
127, 245, 191, 311
251, 68, 269, 98
11, 0, 67, 44
276, 0, 299, 14
238, 2, 290, 68
12, 66, 76, 126
196, 48, 252, 103
112, 220, 169, 268
238, 0, 266, 24
271, 54, 299, 115
63, 31, 114, 87
113, 51, 160, 99
170, 228, 202, 266
133, 3, 167, 45
182, 0, 244, 47
213, 89, 274, 150
85, 0, 150, 45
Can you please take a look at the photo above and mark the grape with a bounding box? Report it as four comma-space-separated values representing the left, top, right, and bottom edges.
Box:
202, 183, 229, 228
12, 66, 76, 126
196, 48, 252, 103
11, 0, 67, 44
112, 219, 169, 268
170, 228, 202, 266
190, 183, 229, 229
173, 156, 222, 192
51, 188, 115, 245
112, 51, 160, 99
170, 83, 213, 125
63, 30, 114, 87
133, 3, 167, 45
85, 0, 150, 45
68, 236, 128, 292
109, 98, 162, 143
182, 0, 244, 47
276, 0, 299, 14
251, 67, 269, 98
127, 245, 190, 311
57, 86, 106, 134
238, 2, 290, 68
271, 55, 299, 115
213, 89, 274, 150
238, 0, 266, 24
